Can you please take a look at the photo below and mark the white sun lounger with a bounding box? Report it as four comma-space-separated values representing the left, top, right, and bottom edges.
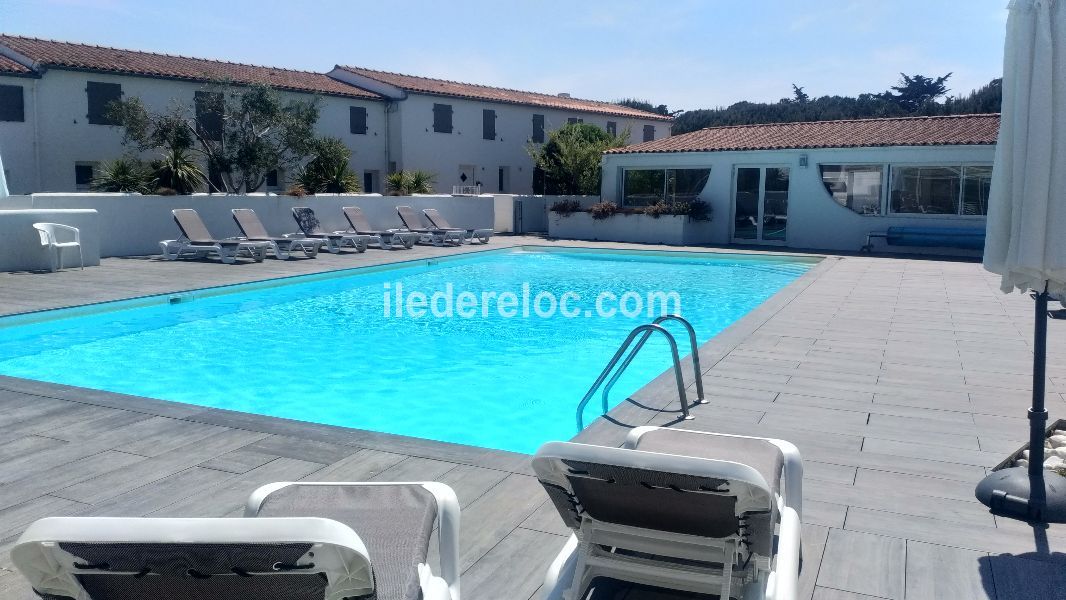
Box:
291, 207, 370, 254
421, 208, 493, 244
395, 206, 465, 246
12, 481, 461, 600
12, 516, 374, 600
160, 208, 269, 264
246, 481, 461, 600
232, 208, 323, 260
532, 427, 803, 600
341, 206, 420, 250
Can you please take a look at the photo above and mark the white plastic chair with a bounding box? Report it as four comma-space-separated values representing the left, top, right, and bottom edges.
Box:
32, 222, 83, 272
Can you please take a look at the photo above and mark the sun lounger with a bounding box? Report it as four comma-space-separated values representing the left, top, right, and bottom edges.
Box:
291, 207, 370, 254
13, 516, 375, 600
246, 481, 461, 600
342, 206, 420, 249
422, 208, 493, 244
161, 208, 269, 264
532, 427, 803, 600
395, 205, 465, 246
12, 480, 462, 600
232, 208, 323, 260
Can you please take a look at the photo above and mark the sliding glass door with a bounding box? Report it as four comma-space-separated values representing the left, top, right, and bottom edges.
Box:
732, 166, 790, 244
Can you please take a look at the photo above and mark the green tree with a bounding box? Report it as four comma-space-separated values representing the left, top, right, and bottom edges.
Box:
297, 137, 361, 193
882, 73, 952, 112
615, 98, 681, 117
107, 82, 320, 193
528, 122, 628, 195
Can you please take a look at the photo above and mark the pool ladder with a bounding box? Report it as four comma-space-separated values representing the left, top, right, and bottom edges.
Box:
575, 315, 705, 430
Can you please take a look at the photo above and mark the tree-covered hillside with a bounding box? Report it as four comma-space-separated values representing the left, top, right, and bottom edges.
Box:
628, 74, 1002, 135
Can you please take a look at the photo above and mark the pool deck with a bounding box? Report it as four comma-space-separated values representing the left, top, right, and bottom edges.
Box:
0, 236, 1064, 600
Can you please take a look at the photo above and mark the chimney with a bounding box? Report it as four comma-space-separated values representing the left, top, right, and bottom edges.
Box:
557, 92, 571, 98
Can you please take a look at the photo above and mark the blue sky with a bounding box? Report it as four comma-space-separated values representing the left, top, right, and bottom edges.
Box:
2, 0, 1007, 111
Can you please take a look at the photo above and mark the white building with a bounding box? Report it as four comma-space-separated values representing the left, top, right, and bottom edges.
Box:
328, 66, 672, 194
0, 35, 670, 195
598, 114, 999, 253
0, 35, 387, 195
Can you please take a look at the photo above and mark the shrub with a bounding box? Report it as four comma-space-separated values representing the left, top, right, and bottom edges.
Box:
150, 147, 206, 194
91, 159, 156, 193
642, 199, 713, 220
298, 137, 361, 193
588, 200, 619, 220
387, 170, 436, 195
550, 199, 581, 216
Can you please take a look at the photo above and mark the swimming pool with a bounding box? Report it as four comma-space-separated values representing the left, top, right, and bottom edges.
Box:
0, 247, 816, 453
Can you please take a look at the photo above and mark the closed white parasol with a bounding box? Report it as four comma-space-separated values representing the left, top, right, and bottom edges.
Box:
976, 0, 1066, 523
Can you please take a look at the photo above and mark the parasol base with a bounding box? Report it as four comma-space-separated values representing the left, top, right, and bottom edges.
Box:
976, 466, 1066, 523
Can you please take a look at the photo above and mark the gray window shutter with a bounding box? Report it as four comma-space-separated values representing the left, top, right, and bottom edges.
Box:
643, 125, 655, 142
483, 109, 496, 140
0, 85, 24, 122
532, 114, 544, 143
433, 103, 453, 133
350, 106, 367, 134
195, 91, 223, 141
86, 81, 122, 125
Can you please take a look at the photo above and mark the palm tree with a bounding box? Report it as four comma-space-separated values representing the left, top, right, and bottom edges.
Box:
152, 148, 206, 194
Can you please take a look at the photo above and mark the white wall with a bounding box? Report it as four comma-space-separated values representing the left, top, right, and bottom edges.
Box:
0, 207, 100, 271
394, 93, 669, 195
0, 75, 38, 195
4, 193, 495, 258
5, 69, 387, 193
600, 144, 995, 254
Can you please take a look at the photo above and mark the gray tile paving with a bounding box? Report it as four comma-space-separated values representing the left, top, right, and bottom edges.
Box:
0, 239, 1064, 599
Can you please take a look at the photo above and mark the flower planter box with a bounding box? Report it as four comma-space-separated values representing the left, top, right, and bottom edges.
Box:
549, 211, 713, 245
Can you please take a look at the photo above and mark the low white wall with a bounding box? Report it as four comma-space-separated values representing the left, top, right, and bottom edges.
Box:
549, 211, 713, 245
512, 195, 599, 233
0, 209, 101, 271
3, 193, 496, 258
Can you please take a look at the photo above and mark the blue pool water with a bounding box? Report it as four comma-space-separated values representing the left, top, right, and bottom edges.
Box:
0, 248, 815, 453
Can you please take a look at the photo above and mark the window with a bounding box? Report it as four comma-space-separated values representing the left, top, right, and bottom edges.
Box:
0, 84, 24, 122
86, 81, 122, 125
208, 164, 224, 192
349, 106, 367, 135
606, 121, 617, 136
962, 166, 993, 215
889, 165, 991, 216
433, 103, 453, 133
532, 114, 545, 143
622, 168, 710, 207
483, 109, 496, 140
194, 91, 223, 141
265, 169, 279, 189
820, 165, 884, 215
567, 117, 583, 124
74, 163, 95, 191
642, 125, 655, 142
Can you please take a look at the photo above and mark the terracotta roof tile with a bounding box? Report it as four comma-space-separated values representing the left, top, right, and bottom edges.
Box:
607, 114, 1000, 154
0, 35, 381, 99
0, 53, 34, 75
337, 65, 673, 121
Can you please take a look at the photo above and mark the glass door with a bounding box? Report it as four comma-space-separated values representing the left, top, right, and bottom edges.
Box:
732, 166, 789, 243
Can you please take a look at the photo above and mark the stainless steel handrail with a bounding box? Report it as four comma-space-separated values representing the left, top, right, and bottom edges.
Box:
575, 323, 692, 431
598, 315, 705, 416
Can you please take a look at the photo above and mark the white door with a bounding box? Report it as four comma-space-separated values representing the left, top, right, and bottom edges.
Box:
458, 164, 477, 190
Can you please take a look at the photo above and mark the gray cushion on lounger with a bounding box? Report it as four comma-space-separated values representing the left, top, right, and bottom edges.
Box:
255, 484, 438, 600
628, 428, 784, 497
